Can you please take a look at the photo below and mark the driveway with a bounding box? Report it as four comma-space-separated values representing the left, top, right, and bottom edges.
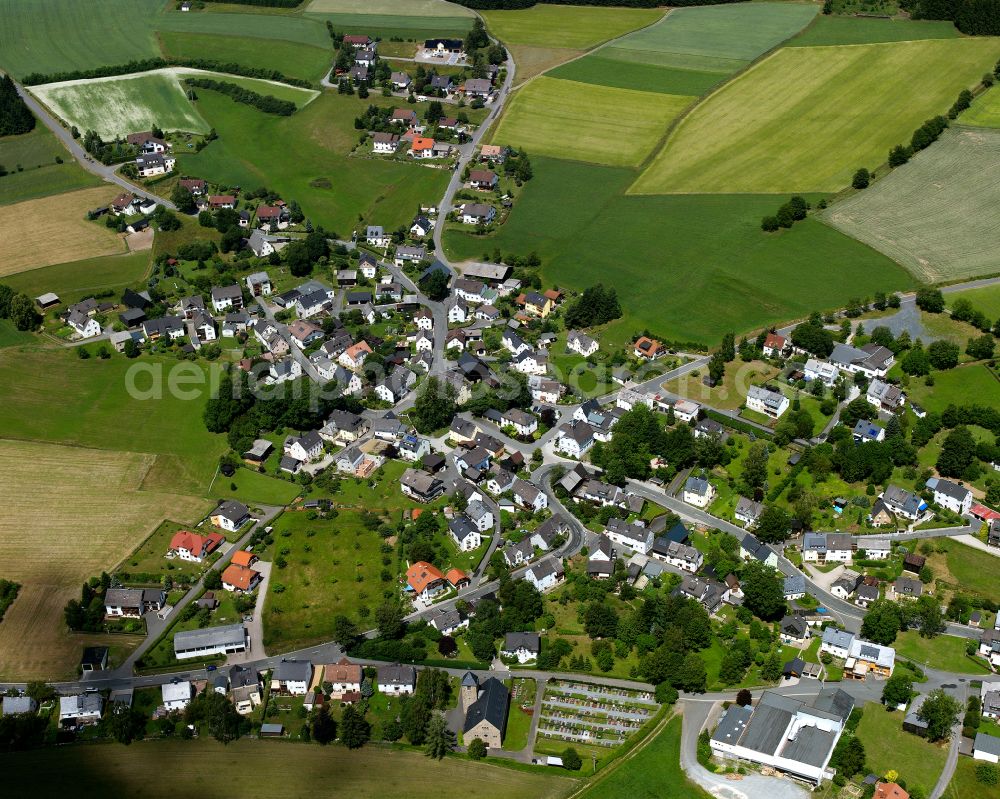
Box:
229, 560, 271, 664
803, 563, 846, 593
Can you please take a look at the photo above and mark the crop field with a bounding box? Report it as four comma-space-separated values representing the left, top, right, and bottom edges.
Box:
0, 0, 163, 79
549, 3, 814, 102
482, 5, 663, 49
443, 157, 910, 345
495, 77, 693, 167
0, 440, 211, 680
1, 251, 150, 304
634, 38, 1000, 195
157, 31, 333, 83
156, 9, 331, 49
0, 187, 125, 276
0, 348, 229, 496
181, 90, 450, 234
959, 86, 1000, 128
0, 739, 576, 799
306, 0, 474, 16
823, 128, 1000, 283
788, 15, 960, 47
0, 124, 101, 205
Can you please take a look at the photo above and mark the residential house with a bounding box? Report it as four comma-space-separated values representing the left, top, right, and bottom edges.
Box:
141, 315, 185, 341
267, 358, 302, 384
174, 623, 247, 660
169, 530, 224, 562
674, 575, 724, 613
374, 367, 415, 403
853, 419, 886, 444
673, 399, 700, 423
161, 680, 194, 712
633, 336, 664, 361
395, 244, 426, 265
398, 434, 430, 463
804, 358, 839, 386
211, 500, 251, 533
831, 571, 862, 600
821, 628, 856, 660
867, 379, 905, 411
272, 660, 313, 695
449, 517, 482, 552
694, 417, 725, 440
830, 342, 895, 378
735, 497, 764, 528
67, 309, 101, 338
366, 225, 391, 248
469, 169, 498, 190
740, 533, 779, 568
926, 477, 973, 515
525, 558, 564, 592
802, 533, 852, 563
104, 587, 165, 617
975, 734, 1000, 764
890, 576, 923, 601
763, 333, 788, 357
746, 385, 790, 419
846, 638, 895, 678
459, 203, 495, 225
604, 518, 654, 555
2, 696, 38, 716
650, 537, 703, 573
555, 421, 595, 458
210, 285, 243, 313
501, 632, 540, 664
511, 479, 546, 513
339, 341, 373, 371
683, 476, 716, 508
882, 485, 925, 521
401, 468, 444, 503
59, 694, 104, 726
296, 288, 334, 318
377, 663, 416, 695
566, 329, 598, 357
245, 271, 272, 297
783, 574, 806, 601
135, 153, 175, 177
325, 658, 362, 699
780, 615, 809, 644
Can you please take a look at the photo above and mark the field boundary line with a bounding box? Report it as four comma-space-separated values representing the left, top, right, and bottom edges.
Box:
628, 7, 820, 189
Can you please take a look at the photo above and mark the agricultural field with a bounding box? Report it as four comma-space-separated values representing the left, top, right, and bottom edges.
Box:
494, 77, 693, 168
855, 702, 947, 796
0, 739, 576, 799
306, 0, 474, 17
32, 69, 318, 140
633, 38, 1000, 195
554, 2, 816, 97
157, 31, 333, 83
0, 320, 34, 349
482, 5, 663, 49
823, 128, 1000, 283
155, 9, 331, 49
947, 283, 1000, 320
788, 15, 960, 47
0, 440, 211, 680
959, 85, 1000, 128
0, 187, 125, 276
0, 124, 68, 172
181, 90, 450, 234
0, 348, 229, 496
1, 251, 151, 304
443, 157, 911, 345
0, 0, 163, 79
0, 160, 101, 205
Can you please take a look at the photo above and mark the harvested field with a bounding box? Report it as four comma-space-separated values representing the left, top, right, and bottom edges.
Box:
633, 38, 1000, 194
494, 77, 693, 167
306, 0, 474, 16
0, 440, 211, 679
0, 187, 125, 276
507, 45, 585, 87
823, 127, 1000, 283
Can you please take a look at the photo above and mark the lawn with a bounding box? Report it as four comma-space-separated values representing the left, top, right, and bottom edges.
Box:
937, 539, 1000, 605
575, 715, 708, 799
947, 758, 1000, 799
661, 359, 779, 412
948, 283, 1000, 320
119, 520, 217, 586
0, 0, 163, 79
0, 161, 101, 205
0, 319, 35, 349
157, 30, 333, 83
823, 127, 1000, 284
0, 124, 68, 171
482, 5, 663, 49
260, 509, 391, 651
210, 466, 301, 507
0, 347, 229, 495
0, 187, 126, 276
633, 38, 1000, 195
788, 15, 961, 47
961, 85, 1000, 128
505, 677, 536, 751
893, 630, 991, 674
494, 77, 693, 168
443, 158, 911, 345
1, 251, 151, 303
0, 439, 210, 680
31, 68, 318, 139
854, 702, 948, 796
181, 90, 450, 234
0, 739, 575, 798
906, 363, 1000, 416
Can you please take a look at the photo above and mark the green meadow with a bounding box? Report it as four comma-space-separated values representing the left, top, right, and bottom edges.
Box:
788, 15, 961, 46
1, 251, 151, 304
482, 4, 663, 49
158, 31, 333, 83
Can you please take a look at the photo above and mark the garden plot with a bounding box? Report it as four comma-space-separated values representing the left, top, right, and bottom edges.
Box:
535, 680, 658, 749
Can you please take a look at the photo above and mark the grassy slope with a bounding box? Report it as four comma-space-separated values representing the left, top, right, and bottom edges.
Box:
156, 9, 331, 48
822, 127, 1000, 283
855, 702, 947, 796
482, 5, 663, 49
0, 319, 35, 349
576, 715, 708, 799
906, 363, 1000, 415
211, 467, 301, 506
0, 117, 100, 205
0, 0, 163, 78
634, 38, 1000, 195
947, 283, 1000, 319
549, 56, 725, 96
1, 251, 150, 302
0, 739, 575, 799
494, 77, 693, 167
0, 125, 67, 170
181, 90, 449, 234
305, 0, 474, 16
443, 157, 911, 345
0, 347, 227, 495
788, 15, 961, 46
158, 30, 333, 82
960, 85, 1000, 127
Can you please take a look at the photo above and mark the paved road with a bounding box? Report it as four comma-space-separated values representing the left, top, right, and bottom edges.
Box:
12, 78, 176, 210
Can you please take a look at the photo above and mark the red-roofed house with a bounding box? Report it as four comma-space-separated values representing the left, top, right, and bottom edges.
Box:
343, 34, 372, 48
445, 568, 470, 589
972, 503, 1000, 523
633, 336, 664, 361
222, 563, 262, 593
231, 550, 258, 568
409, 137, 435, 160
763, 333, 788, 358
406, 561, 446, 601
209, 195, 236, 209
169, 531, 225, 562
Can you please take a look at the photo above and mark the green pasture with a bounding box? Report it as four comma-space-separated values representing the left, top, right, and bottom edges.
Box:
549, 55, 725, 96
634, 38, 1000, 195
158, 31, 333, 82
1, 251, 151, 303
947, 284, 1000, 320
959, 85, 1000, 128
482, 4, 663, 49
494, 77, 693, 167
823, 127, 1000, 284
788, 15, 961, 46
306, 0, 474, 16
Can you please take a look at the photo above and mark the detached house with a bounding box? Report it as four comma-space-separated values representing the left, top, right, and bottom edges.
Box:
683, 476, 716, 508
378, 663, 416, 695
211, 500, 251, 532
926, 477, 972, 515
373, 132, 400, 154
272, 660, 312, 695
763, 333, 788, 357
501, 632, 540, 664
746, 385, 789, 419
211, 285, 243, 313
406, 561, 447, 601
449, 517, 482, 551
567, 330, 598, 357
604, 518, 654, 555
245, 271, 272, 297
169, 530, 224, 562
460, 203, 495, 225
555, 421, 595, 458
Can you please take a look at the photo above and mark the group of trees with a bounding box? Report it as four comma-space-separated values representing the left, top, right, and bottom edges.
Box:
0, 284, 41, 332
462, 578, 545, 662
184, 78, 296, 116
860, 595, 946, 645
908, 0, 1000, 35
761, 196, 809, 232
410, 376, 458, 433
563, 284, 622, 329
887, 115, 949, 168
0, 74, 34, 137
63, 572, 111, 632
790, 313, 835, 357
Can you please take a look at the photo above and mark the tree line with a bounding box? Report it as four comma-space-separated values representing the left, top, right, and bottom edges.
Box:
0, 74, 34, 137
22, 58, 313, 89
184, 78, 296, 116
449, 0, 738, 8
907, 0, 1000, 35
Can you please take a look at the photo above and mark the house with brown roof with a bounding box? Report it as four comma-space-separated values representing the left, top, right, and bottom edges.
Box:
222, 563, 262, 593
633, 336, 664, 360
179, 178, 205, 196
324, 658, 362, 698
763, 333, 788, 357
169, 530, 224, 562
406, 561, 447, 601
469, 169, 498, 190
209, 195, 236, 210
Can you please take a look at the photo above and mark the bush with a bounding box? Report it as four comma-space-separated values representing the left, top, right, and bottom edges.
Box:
977, 763, 1000, 785
467, 737, 487, 760
852, 168, 870, 189
562, 747, 582, 771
